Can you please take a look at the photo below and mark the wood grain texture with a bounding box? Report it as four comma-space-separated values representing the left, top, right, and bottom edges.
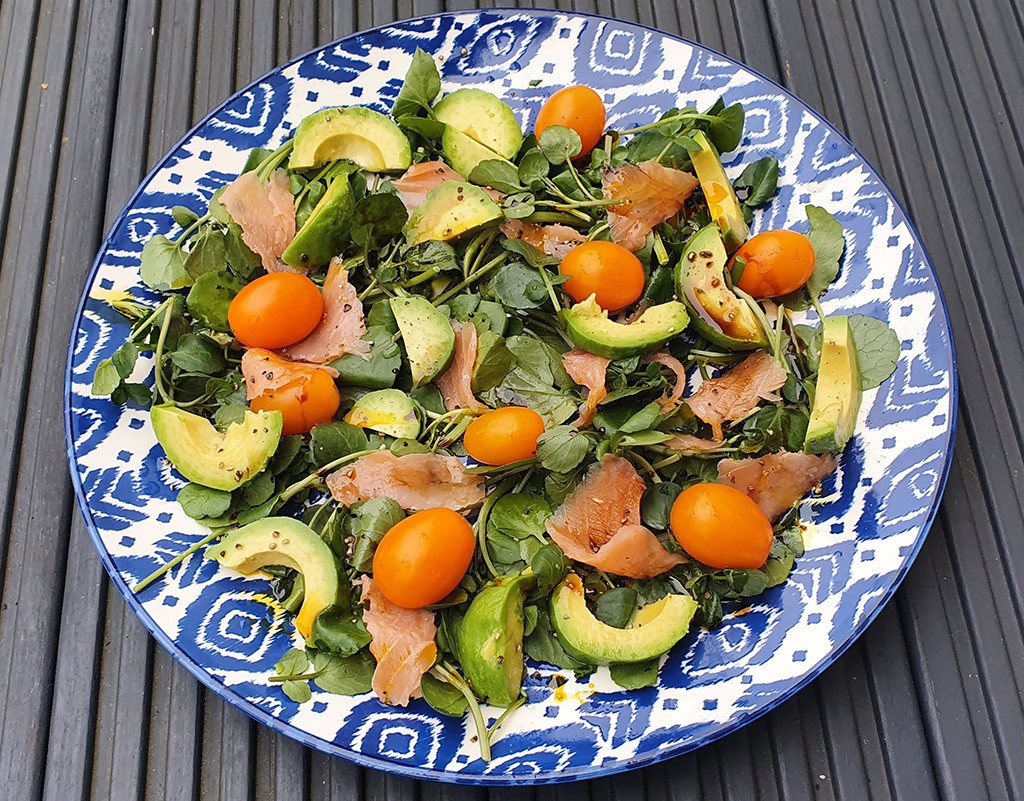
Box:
0, 0, 1019, 798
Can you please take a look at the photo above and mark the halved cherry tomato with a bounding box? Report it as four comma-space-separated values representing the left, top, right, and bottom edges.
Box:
250, 368, 340, 435
534, 85, 606, 158
670, 483, 773, 569
228, 272, 324, 348
731, 230, 816, 299
464, 406, 545, 466
559, 241, 645, 311
373, 508, 475, 608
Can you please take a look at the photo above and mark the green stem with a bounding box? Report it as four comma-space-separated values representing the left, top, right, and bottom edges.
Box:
357, 275, 379, 302
255, 139, 295, 181
487, 695, 526, 738
564, 157, 597, 200
126, 298, 173, 344
773, 304, 788, 367
269, 671, 321, 683
173, 214, 210, 249
733, 286, 777, 357
521, 211, 587, 226
652, 230, 670, 266
810, 294, 826, 323
152, 301, 176, 405
432, 253, 507, 305
618, 111, 697, 137
133, 529, 223, 594
470, 229, 499, 276
401, 266, 442, 289
627, 452, 662, 483
535, 264, 562, 312
435, 664, 491, 762
474, 477, 517, 578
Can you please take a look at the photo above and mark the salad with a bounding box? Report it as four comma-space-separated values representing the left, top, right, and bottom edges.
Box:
92, 49, 900, 759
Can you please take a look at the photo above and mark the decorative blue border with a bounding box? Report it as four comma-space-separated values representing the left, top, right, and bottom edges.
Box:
63, 9, 957, 785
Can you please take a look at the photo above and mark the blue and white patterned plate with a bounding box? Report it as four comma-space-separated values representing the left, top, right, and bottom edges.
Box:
64, 10, 956, 785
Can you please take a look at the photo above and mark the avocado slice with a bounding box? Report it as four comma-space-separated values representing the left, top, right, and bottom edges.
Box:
440, 127, 514, 182
390, 296, 456, 387
289, 107, 412, 172
563, 296, 689, 359
676, 224, 768, 350
457, 573, 532, 707
690, 130, 749, 254
551, 573, 697, 664
804, 315, 862, 453
344, 388, 420, 439
434, 88, 524, 160
150, 405, 282, 492
403, 180, 503, 246
207, 517, 340, 638
281, 175, 355, 270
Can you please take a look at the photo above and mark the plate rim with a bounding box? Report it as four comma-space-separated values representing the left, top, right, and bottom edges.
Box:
63, 7, 960, 785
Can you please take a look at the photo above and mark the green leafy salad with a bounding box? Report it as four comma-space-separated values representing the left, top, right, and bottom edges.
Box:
92, 49, 900, 759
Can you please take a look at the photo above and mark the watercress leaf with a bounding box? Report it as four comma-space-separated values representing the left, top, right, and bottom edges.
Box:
741, 405, 809, 452
483, 372, 577, 428
518, 149, 550, 188
501, 194, 536, 219
111, 342, 139, 380
351, 193, 408, 249
347, 498, 405, 572
538, 125, 582, 164
624, 131, 690, 168
762, 551, 795, 587
310, 606, 371, 656
186, 269, 246, 332
734, 156, 779, 208
396, 115, 446, 140
223, 221, 261, 279
468, 159, 522, 193
367, 299, 399, 334
236, 496, 279, 526
177, 483, 233, 519
471, 330, 516, 393
848, 314, 900, 389
280, 680, 311, 703
392, 48, 441, 118
506, 335, 572, 389
618, 431, 673, 447
523, 604, 539, 636
140, 235, 192, 291
311, 649, 374, 695
91, 358, 121, 396
488, 494, 552, 540
640, 482, 683, 531
270, 435, 305, 475
183, 228, 228, 279
488, 262, 549, 309
805, 205, 845, 299
309, 421, 369, 468
420, 672, 470, 717
410, 384, 446, 416
794, 323, 822, 373
295, 180, 326, 229
239, 470, 276, 508
536, 425, 591, 473
619, 402, 662, 434
502, 236, 558, 268
544, 469, 582, 506
706, 102, 745, 153
169, 333, 225, 374
609, 658, 660, 690
594, 587, 638, 629
121, 382, 152, 405
531, 544, 569, 596
404, 240, 458, 274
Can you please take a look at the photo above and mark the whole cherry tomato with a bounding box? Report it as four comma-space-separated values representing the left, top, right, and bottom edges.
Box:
250, 368, 340, 436
229, 272, 324, 348
559, 241, 645, 311
373, 508, 476, 608
534, 85, 607, 158
731, 230, 816, 299
670, 483, 773, 569
464, 407, 546, 466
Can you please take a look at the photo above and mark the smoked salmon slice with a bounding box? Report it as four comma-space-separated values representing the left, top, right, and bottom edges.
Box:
562, 348, 611, 428
686, 351, 786, 440
435, 322, 486, 411
547, 455, 685, 579
219, 169, 296, 273
603, 160, 698, 252
240, 348, 336, 400
500, 219, 588, 260
718, 452, 837, 521
280, 258, 370, 363
644, 351, 688, 410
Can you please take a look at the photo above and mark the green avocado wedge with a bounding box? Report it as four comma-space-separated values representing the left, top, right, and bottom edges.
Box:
281, 175, 355, 270
150, 405, 282, 492
676, 224, 768, 350
562, 296, 689, 359
433, 88, 524, 160
390, 296, 456, 387
551, 573, 697, 665
289, 106, 412, 172
804, 315, 862, 453
403, 180, 503, 246
207, 517, 340, 639
345, 389, 420, 439
457, 573, 533, 707
689, 130, 749, 254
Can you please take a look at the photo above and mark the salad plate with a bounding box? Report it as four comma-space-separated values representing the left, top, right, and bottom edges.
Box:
64, 9, 956, 784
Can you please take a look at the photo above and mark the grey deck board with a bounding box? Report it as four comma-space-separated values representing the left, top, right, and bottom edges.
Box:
0, 0, 1020, 799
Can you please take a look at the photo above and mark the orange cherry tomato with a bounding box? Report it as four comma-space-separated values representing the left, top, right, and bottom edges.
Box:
534, 85, 606, 158
464, 406, 546, 466
228, 272, 324, 349
250, 368, 340, 435
731, 230, 816, 299
670, 483, 773, 569
372, 508, 476, 608
559, 241, 645, 311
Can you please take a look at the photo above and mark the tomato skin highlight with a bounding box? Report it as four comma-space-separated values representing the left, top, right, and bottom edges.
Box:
372, 508, 476, 608
534, 85, 606, 158
229, 272, 324, 349
670, 483, 773, 569
731, 230, 816, 299
464, 407, 545, 466
559, 241, 645, 311
249, 369, 340, 435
